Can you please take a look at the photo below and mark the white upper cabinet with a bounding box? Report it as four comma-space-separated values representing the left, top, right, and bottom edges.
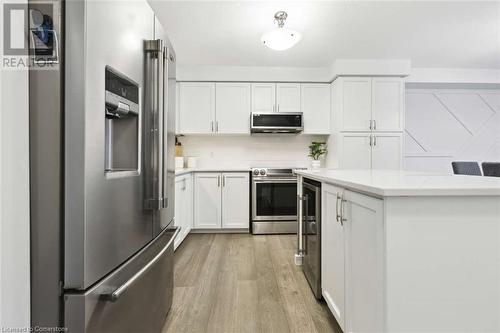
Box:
176, 81, 333, 135
340, 77, 372, 131
322, 183, 346, 331
371, 77, 404, 132
371, 133, 403, 170
276, 83, 301, 113
215, 83, 251, 134
335, 76, 404, 132
221, 172, 249, 228
301, 83, 331, 134
251, 83, 276, 113
178, 82, 215, 134
340, 134, 372, 169
193, 173, 221, 229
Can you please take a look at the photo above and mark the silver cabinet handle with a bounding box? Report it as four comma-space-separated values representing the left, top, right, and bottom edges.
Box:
336, 193, 342, 223
277, 104, 280, 112
105, 226, 181, 302
303, 194, 308, 254
373, 120, 377, 130
222, 175, 225, 187
369, 135, 373, 147
374, 136, 377, 146
216, 121, 219, 132
369, 120, 373, 130
211, 121, 214, 132
297, 194, 302, 255
340, 198, 347, 225
217, 175, 220, 187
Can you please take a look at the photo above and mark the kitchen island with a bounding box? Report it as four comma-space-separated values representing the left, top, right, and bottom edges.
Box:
295, 169, 500, 333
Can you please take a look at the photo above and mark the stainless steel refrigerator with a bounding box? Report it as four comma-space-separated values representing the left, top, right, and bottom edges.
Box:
29, 0, 178, 331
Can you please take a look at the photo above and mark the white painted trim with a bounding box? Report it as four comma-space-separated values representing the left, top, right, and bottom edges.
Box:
331, 59, 411, 79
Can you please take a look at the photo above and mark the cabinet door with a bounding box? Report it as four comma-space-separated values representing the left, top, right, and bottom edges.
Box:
251, 83, 276, 113
371, 134, 403, 170
340, 134, 372, 169
174, 176, 185, 249
174, 174, 193, 250
340, 77, 372, 131
221, 173, 249, 229
184, 174, 193, 234
301, 84, 331, 134
178, 82, 215, 134
343, 190, 384, 333
276, 83, 301, 113
194, 173, 221, 229
215, 83, 251, 134
322, 184, 346, 330
372, 77, 404, 132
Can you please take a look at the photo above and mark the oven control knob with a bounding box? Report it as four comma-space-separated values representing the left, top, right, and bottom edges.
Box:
253, 169, 260, 176
259, 169, 266, 176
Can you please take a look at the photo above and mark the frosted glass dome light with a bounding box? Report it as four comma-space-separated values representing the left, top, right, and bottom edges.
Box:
261, 11, 302, 51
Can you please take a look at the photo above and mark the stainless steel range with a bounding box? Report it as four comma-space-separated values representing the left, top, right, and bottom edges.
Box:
251, 168, 300, 234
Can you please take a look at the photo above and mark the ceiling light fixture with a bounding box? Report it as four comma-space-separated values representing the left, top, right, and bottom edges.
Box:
261, 11, 302, 51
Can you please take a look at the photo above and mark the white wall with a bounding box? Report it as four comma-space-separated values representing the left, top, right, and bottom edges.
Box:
407, 68, 500, 84
0, 0, 31, 327
178, 135, 327, 169
404, 85, 500, 173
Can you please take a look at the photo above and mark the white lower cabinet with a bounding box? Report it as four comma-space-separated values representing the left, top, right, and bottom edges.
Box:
343, 190, 384, 333
174, 174, 193, 250
221, 173, 249, 228
338, 133, 403, 169
340, 134, 372, 169
322, 184, 384, 332
193, 173, 221, 229
322, 184, 346, 330
371, 133, 403, 169
194, 172, 249, 230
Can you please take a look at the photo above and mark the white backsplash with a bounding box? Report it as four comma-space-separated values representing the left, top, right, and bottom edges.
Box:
177, 135, 328, 169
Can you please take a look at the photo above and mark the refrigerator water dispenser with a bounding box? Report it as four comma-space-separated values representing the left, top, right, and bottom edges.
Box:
104, 66, 140, 172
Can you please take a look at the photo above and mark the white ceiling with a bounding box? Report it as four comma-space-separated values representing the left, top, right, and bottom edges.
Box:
149, 1, 500, 69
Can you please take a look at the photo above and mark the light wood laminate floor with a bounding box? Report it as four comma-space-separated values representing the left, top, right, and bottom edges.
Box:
162, 233, 341, 333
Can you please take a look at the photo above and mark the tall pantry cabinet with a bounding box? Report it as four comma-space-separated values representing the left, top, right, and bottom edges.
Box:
327, 76, 405, 170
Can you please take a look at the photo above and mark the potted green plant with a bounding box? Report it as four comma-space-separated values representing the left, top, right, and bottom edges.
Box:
308, 142, 327, 169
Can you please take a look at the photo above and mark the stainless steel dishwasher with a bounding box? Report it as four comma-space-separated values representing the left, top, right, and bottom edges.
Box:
301, 177, 322, 299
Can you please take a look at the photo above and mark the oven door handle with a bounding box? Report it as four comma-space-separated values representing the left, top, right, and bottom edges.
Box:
252, 178, 297, 183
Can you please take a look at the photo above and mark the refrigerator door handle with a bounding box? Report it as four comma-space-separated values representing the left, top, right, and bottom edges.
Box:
161, 45, 169, 208
144, 39, 166, 210
104, 226, 180, 302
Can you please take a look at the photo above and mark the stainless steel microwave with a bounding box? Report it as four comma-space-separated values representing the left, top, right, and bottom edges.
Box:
250, 112, 303, 134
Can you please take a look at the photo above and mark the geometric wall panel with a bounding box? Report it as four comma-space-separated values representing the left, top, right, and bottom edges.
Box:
406, 91, 472, 154
436, 92, 495, 134
405, 88, 500, 174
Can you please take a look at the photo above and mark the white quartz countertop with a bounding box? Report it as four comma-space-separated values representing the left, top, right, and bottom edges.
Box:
294, 169, 500, 197
175, 167, 250, 176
